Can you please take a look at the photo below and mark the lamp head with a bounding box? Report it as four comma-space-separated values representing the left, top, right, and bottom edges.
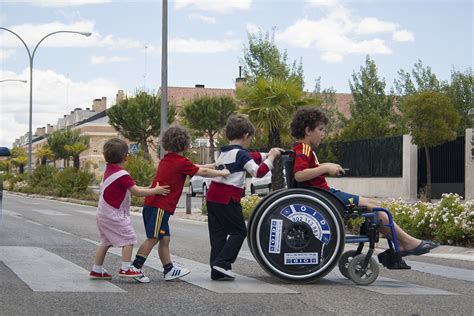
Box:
80, 32, 92, 37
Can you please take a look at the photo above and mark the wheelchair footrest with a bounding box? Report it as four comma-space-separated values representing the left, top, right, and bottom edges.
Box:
377, 249, 411, 270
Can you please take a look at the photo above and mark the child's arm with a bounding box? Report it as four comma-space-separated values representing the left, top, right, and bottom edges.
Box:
195, 167, 230, 178
128, 184, 170, 197
294, 163, 344, 182
244, 148, 283, 178
196, 163, 216, 169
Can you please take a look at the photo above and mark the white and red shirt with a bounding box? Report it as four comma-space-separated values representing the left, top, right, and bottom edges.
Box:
206, 144, 273, 204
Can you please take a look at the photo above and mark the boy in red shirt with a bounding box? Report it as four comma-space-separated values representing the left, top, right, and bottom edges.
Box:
89, 138, 170, 280
291, 107, 438, 257
131, 126, 230, 282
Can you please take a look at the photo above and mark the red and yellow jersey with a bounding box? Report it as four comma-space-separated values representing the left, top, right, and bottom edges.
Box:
292, 142, 329, 190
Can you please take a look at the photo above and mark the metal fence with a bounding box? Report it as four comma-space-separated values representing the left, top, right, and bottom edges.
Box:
317, 136, 403, 177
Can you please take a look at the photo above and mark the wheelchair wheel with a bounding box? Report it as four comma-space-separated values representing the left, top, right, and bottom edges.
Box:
338, 250, 358, 279
248, 188, 345, 283
347, 254, 379, 285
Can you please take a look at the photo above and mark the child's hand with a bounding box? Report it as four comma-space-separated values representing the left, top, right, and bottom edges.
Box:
220, 169, 231, 177
152, 183, 170, 196
268, 147, 284, 158
327, 163, 345, 176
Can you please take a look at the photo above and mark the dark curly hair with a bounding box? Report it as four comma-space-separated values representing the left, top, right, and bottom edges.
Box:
225, 114, 255, 140
290, 107, 329, 139
103, 138, 128, 163
161, 126, 191, 153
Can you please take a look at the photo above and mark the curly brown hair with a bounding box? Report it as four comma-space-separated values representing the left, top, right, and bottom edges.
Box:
225, 114, 255, 140
103, 138, 128, 163
161, 126, 191, 153
290, 107, 329, 139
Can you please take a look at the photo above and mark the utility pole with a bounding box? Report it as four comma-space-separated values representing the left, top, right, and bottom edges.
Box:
160, 0, 168, 158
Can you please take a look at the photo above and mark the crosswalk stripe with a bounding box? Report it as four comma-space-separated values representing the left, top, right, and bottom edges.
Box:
406, 260, 474, 282
0, 246, 124, 292
108, 248, 297, 294
49, 227, 73, 235
238, 250, 458, 295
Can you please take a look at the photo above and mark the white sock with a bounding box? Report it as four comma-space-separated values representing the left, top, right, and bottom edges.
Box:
121, 261, 132, 270
92, 265, 103, 273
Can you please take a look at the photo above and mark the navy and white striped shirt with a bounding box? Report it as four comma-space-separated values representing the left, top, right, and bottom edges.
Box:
206, 144, 273, 204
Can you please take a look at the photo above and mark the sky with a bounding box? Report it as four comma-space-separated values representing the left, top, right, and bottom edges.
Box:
0, 0, 472, 147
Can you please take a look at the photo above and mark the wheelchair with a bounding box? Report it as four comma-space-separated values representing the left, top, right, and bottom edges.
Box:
247, 152, 410, 286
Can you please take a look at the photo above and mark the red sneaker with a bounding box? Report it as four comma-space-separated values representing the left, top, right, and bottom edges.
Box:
89, 270, 112, 280
118, 266, 143, 278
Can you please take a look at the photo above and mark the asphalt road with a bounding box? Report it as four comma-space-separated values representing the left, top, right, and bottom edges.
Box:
1, 193, 473, 315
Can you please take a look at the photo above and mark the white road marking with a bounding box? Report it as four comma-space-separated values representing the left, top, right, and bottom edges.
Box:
2, 209, 22, 217
238, 250, 459, 295
49, 227, 73, 235
0, 246, 124, 292
108, 248, 298, 294
406, 260, 474, 282
31, 209, 70, 216
25, 219, 43, 226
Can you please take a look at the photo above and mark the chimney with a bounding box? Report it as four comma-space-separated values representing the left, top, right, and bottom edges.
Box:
92, 98, 106, 112
116, 90, 125, 105
235, 66, 245, 90
35, 127, 46, 137
46, 124, 54, 134
195, 84, 205, 88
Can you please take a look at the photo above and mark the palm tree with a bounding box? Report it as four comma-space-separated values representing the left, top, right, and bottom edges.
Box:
35, 145, 54, 165
10, 147, 28, 174
64, 138, 89, 169
237, 77, 320, 189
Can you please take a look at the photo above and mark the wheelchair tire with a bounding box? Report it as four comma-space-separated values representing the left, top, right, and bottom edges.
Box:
347, 254, 379, 286
338, 250, 358, 279
248, 188, 345, 283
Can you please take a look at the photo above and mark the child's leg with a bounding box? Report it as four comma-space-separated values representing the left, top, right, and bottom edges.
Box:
132, 238, 159, 269
94, 245, 111, 266
122, 244, 133, 262
158, 236, 171, 265
207, 201, 228, 267
358, 197, 420, 251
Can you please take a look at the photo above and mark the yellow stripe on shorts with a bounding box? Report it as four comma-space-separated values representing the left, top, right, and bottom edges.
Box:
154, 208, 164, 238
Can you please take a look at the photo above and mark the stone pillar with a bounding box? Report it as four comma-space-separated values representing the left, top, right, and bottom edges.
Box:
402, 135, 418, 199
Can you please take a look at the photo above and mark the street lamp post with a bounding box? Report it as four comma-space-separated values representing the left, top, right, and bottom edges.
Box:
0, 79, 27, 83
0, 27, 91, 174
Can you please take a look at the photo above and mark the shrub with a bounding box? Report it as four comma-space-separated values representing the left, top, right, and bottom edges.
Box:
55, 167, 95, 196
241, 194, 262, 220
29, 165, 58, 188
124, 154, 155, 186
383, 193, 473, 246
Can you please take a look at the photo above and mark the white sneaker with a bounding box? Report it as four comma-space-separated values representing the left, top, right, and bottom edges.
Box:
212, 266, 236, 279
133, 269, 150, 283
164, 265, 190, 281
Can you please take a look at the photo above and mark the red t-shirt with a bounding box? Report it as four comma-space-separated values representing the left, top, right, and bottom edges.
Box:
103, 163, 135, 208
144, 153, 199, 214
292, 142, 329, 190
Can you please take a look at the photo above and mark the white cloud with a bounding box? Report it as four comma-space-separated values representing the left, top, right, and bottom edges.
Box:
246, 22, 260, 34
174, 0, 252, 13
357, 17, 397, 34
276, 3, 411, 63
13, 0, 111, 7
0, 49, 16, 60
0, 21, 143, 55
393, 29, 415, 42
305, 0, 339, 8
0, 68, 120, 147
90, 55, 130, 64
188, 13, 216, 24
169, 38, 240, 53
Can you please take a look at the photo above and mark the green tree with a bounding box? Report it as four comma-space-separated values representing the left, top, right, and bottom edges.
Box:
48, 129, 88, 167
393, 60, 443, 96
181, 95, 237, 162
237, 77, 319, 189
402, 91, 460, 201
340, 55, 399, 140
445, 67, 474, 134
108, 91, 176, 159
10, 147, 28, 174
241, 29, 304, 88
313, 77, 345, 137
35, 145, 54, 165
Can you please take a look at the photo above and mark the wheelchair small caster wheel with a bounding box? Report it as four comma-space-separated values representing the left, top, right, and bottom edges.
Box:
338, 250, 358, 279
348, 254, 379, 285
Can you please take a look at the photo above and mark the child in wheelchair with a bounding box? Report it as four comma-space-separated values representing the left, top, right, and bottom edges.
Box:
289, 106, 438, 258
